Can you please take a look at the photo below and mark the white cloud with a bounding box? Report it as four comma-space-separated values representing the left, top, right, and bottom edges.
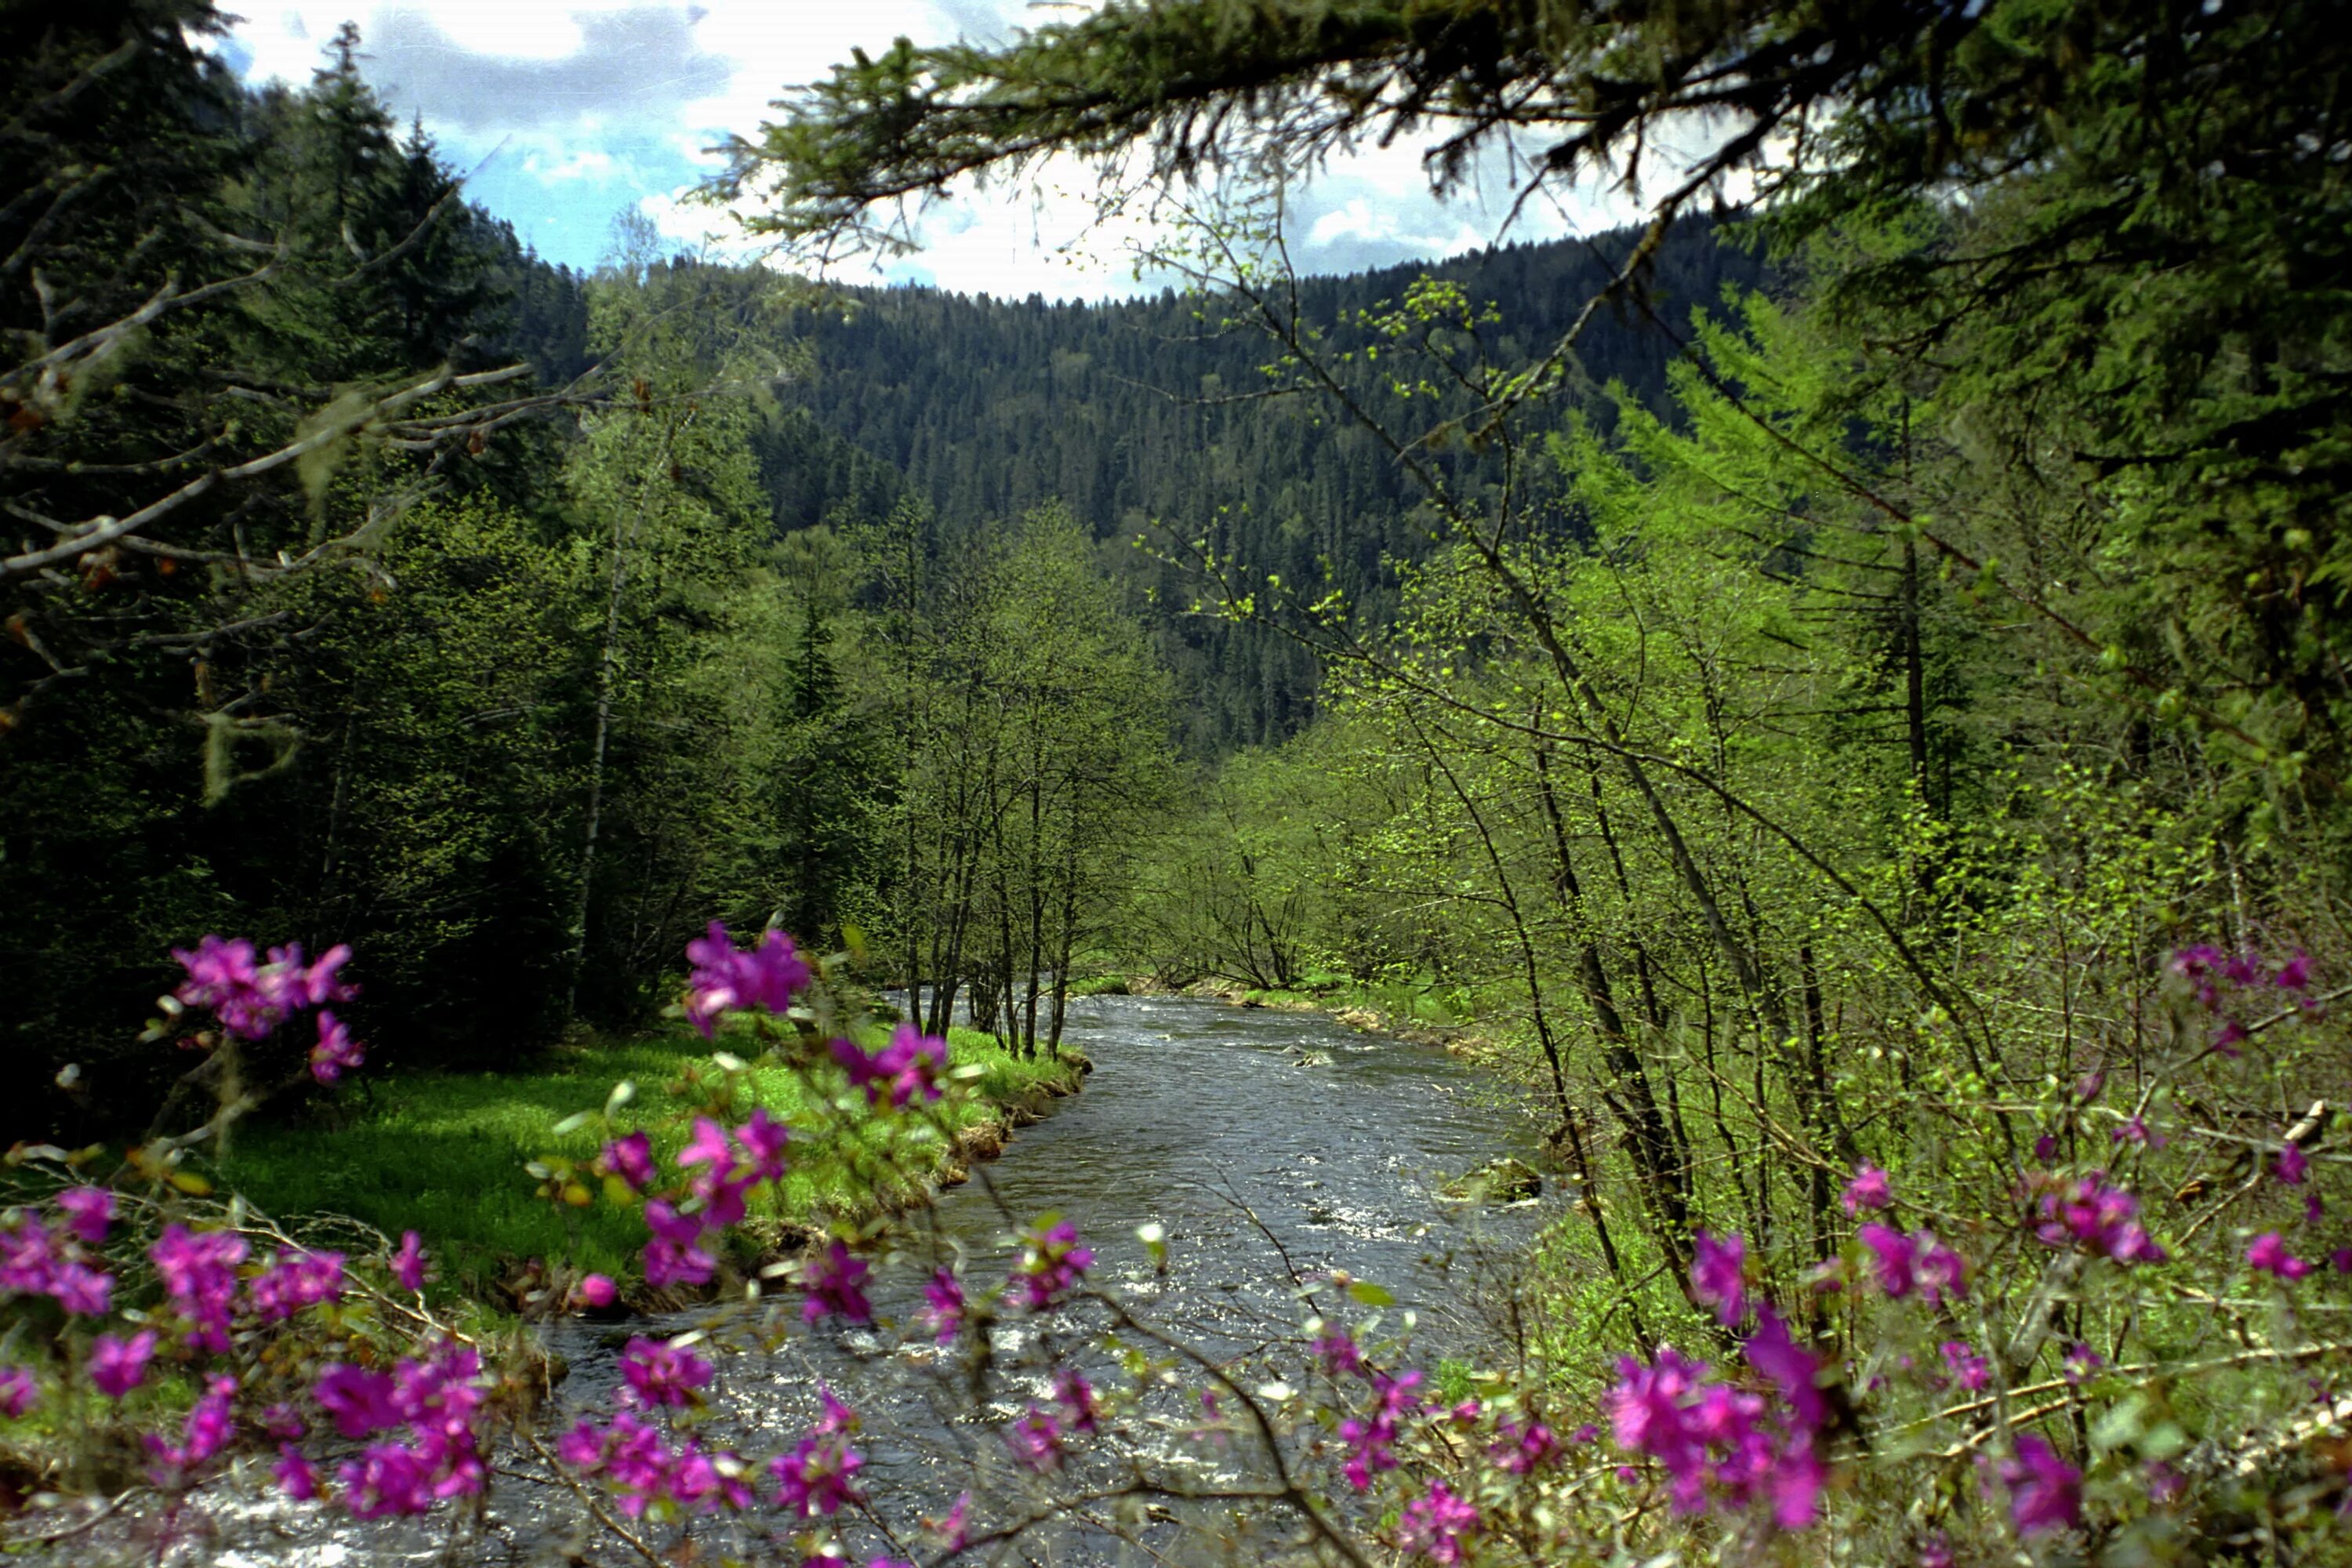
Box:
222, 1, 1668, 291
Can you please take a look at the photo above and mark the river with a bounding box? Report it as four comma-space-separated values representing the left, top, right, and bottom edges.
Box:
96, 994, 1552, 1565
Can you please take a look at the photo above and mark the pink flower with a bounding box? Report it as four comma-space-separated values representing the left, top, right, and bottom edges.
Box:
1338, 1368, 1424, 1489
575, 1273, 617, 1308
246, 1247, 346, 1320
1397, 1481, 1479, 1563
337, 1442, 439, 1518
1841, 1163, 1892, 1214
89, 1329, 156, 1397
734, 1109, 791, 1181
830, 1025, 950, 1109
2027, 1171, 2167, 1265
1940, 1341, 1989, 1392
643, 1236, 716, 1290
1690, 1229, 1746, 1324
1007, 1218, 1093, 1311
393, 1230, 427, 1292
770, 1427, 865, 1516
920, 1267, 965, 1344
924, 1491, 971, 1549
1007, 1404, 1066, 1472
309, 1010, 365, 1083
677, 1116, 734, 1174
2248, 1230, 2312, 1280
150, 1223, 249, 1351
1857, 1223, 1916, 1297
2275, 951, 2313, 991
597, 1132, 655, 1190
2277, 1142, 2310, 1185
802, 1242, 873, 1324
619, 1335, 713, 1408
314, 1364, 401, 1438
2063, 1343, 2103, 1383
1314, 1326, 1363, 1377
54, 1185, 112, 1246
682, 923, 811, 1036
0, 1364, 38, 1418
1996, 1433, 2082, 1534
1743, 1309, 1827, 1432
2111, 1115, 2162, 1147
1490, 1418, 1560, 1474
275, 1444, 325, 1502
1053, 1368, 1101, 1432
146, 1374, 237, 1485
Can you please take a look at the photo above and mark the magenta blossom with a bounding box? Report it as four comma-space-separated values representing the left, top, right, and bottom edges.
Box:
802, 1242, 874, 1324
2278, 1142, 2310, 1185
309, 1010, 365, 1083
314, 1365, 402, 1439
0, 1365, 35, 1417
597, 1131, 655, 1191
1995, 1433, 2082, 1534
682, 923, 811, 1036
1398, 1481, 1480, 1563
1608, 1331, 1826, 1530
1858, 1224, 1968, 1305
831, 1025, 951, 1109
2248, 1230, 2313, 1280
920, 1266, 965, 1344
1314, 1325, 1363, 1377
1490, 1418, 1560, 1474
55, 1185, 112, 1246
1008, 1218, 1093, 1311
89, 1329, 156, 1397
393, 1230, 427, 1292
643, 1236, 717, 1290
2063, 1343, 2103, 1383
575, 1273, 618, 1308
1842, 1163, 1893, 1214
2027, 1171, 2166, 1265
151, 1223, 249, 1352
771, 1425, 866, 1516
276, 1445, 325, 1502
246, 1247, 346, 1320
924, 1492, 972, 1550
734, 1108, 791, 1181
1053, 1368, 1100, 1432
147, 1374, 238, 1485
1338, 1368, 1424, 1490
173, 936, 355, 1040
1690, 1229, 1746, 1324
1743, 1308, 1828, 1432
1007, 1403, 1067, 1472
559, 1411, 746, 1518
1940, 1341, 1990, 1392
619, 1335, 713, 1408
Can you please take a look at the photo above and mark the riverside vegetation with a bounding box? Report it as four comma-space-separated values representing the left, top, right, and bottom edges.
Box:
7, 0, 2352, 1564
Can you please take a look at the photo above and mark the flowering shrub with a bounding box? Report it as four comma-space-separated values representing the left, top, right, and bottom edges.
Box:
3, 927, 2350, 1566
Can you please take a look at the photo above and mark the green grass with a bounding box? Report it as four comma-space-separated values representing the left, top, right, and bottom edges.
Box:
203, 1020, 1081, 1298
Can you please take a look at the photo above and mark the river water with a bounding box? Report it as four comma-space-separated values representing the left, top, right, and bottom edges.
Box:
96, 994, 1553, 1565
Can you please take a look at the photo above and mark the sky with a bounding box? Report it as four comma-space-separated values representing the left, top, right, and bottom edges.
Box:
217, 0, 1653, 300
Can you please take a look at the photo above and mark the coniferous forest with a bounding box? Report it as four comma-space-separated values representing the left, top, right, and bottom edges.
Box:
5, 1, 2352, 1563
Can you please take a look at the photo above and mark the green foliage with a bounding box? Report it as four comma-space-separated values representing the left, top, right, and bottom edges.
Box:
209, 1019, 1073, 1296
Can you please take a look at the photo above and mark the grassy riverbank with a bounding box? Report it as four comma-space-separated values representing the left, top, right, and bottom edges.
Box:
209, 1022, 1085, 1300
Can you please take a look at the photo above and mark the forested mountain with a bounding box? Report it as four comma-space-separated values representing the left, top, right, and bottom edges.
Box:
765, 223, 1762, 747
